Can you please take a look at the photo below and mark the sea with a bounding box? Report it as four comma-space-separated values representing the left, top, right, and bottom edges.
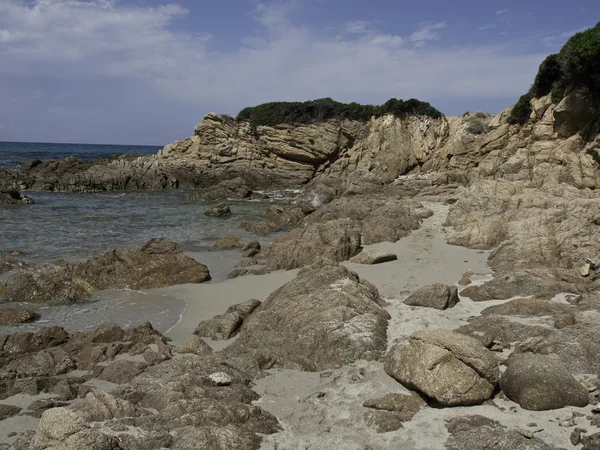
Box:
0, 141, 291, 336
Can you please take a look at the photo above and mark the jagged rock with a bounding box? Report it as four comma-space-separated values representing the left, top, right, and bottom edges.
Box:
385, 330, 499, 406
458, 274, 472, 286
404, 284, 460, 310
176, 337, 213, 356
554, 88, 598, 139
445, 415, 553, 449
225, 264, 390, 372
350, 249, 398, 265
0, 238, 210, 305
363, 392, 426, 432
480, 298, 575, 317
0, 308, 37, 325
0, 257, 32, 275
457, 315, 553, 348
0, 168, 34, 204
459, 269, 588, 302
501, 354, 589, 410
204, 203, 231, 217
258, 205, 306, 229
262, 218, 361, 270
194, 299, 261, 340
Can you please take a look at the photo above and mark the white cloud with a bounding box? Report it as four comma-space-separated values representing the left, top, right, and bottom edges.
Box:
0, 0, 548, 120
409, 21, 446, 46
477, 24, 497, 31
496, 9, 508, 15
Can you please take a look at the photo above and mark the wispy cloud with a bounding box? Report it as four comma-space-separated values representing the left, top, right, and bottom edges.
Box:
542, 27, 590, 46
409, 22, 446, 46
0, 0, 549, 142
477, 24, 497, 31
496, 9, 509, 16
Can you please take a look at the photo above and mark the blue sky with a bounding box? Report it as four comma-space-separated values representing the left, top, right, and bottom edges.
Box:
0, 0, 598, 145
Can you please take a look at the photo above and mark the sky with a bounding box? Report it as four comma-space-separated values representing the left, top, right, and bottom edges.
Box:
0, 0, 598, 145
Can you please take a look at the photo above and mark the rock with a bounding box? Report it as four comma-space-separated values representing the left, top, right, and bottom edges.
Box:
582, 432, 600, 450
445, 415, 554, 450
580, 263, 592, 277
458, 274, 472, 286
0, 404, 21, 420
480, 298, 575, 317
500, 354, 589, 410
0, 238, 210, 305
99, 360, 148, 384
350, 249, 398, 265
36, 407, 88, 442
240, 220, 282, 234
571, 428, 585, 445
262, 218, 361, 270
214, 235, 246, 249
384, 330, 499, 406
194, 299, 261, 340
363, 392, 426, 432
209, 372, 232, 386
197, 177, 253, 200
404, 284, 460, 310
205, 203, 231, 218
225, 264, 390, 372
228, 267, 270, 278
0, 257, 32, 275
0, 308, 37, 325
243, 241, 261, 251
554, 88, 598, 138
176, 337, 214, 356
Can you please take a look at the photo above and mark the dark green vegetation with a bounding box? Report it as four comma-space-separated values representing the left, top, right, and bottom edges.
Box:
236, 97, 442, 127
510, 22, 600, 125
508, 94, 533, 125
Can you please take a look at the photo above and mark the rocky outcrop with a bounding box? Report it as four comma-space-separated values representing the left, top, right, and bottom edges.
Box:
384, 330, 500, 406
0, 168, 33, 204
0, 238, 210, 305
0, 308, 37, 325
501, 354, 589, 410
3, 322, 279, 450
261, 218, 361, 270
224, 264, 390, 372
404, 284, 460, 310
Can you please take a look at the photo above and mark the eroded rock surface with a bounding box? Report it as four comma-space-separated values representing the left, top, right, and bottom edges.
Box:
0, 238, 210, 304
404, 284, 459, 310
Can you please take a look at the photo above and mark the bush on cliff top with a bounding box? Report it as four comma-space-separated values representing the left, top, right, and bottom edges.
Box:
531, 22, 600, 103
509, 22, 600, 126
236, 97, 442, 127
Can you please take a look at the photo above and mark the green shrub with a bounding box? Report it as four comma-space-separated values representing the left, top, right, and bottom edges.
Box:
531, 54, 564, 98
528, 22, 600, 107
236, 97, 442, 127
508, 93, 533, 125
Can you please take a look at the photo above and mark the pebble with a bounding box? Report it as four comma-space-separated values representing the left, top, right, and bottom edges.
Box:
559, 419, 577, 427
518, 429, 534, 439
208, 372, 232, 386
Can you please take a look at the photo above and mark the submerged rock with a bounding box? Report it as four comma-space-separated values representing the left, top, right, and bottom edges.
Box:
385, 330, 499, 406
205, 203, 231, 218
0, 308, 37, 325
0, 237, 210, 305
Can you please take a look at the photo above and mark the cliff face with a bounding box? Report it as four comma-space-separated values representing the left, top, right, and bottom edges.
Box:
10, 91, 600, 193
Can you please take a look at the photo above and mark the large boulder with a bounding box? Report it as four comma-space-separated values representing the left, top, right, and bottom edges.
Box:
262, 218, 361, 270
350, 249, 398, 265
0, 238, 210, 305
404, 284, 460, 310
385, 330, 499, 406
225, 264, 390, 372
500, 354, 589, 410
0, 308, 37, 325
